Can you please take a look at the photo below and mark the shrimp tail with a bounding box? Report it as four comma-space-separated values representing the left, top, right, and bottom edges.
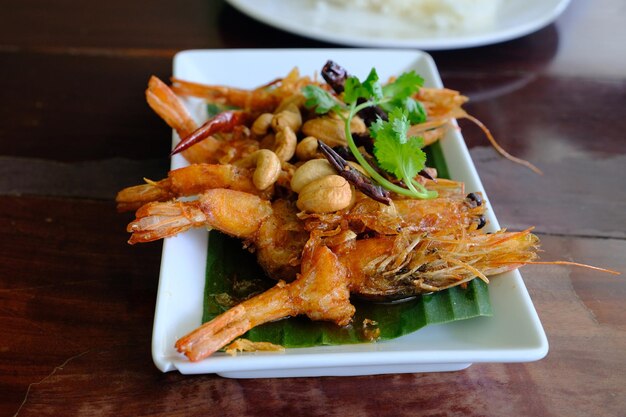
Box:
126, 200, 207, 244
116, 178, 174, 212
175, 283, 294, 361
146, 75, 197, 138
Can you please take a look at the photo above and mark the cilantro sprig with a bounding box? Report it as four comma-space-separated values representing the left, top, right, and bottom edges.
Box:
302, 68, 436, 200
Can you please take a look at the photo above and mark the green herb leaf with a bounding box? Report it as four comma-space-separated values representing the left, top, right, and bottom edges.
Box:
381, 70, 424, 101
380, 71, 426, 124
343, 68, 382, 104
302, 85, 343, 114
371, 108, 427, 181
381, 96, 427, 124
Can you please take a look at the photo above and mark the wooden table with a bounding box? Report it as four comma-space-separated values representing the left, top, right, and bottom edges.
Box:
2, 1, 625, 416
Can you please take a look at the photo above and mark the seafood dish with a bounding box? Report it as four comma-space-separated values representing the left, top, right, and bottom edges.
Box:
118, 57, 542, 363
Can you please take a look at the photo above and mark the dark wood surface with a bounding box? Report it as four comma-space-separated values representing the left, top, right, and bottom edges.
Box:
1, 1, 625, 416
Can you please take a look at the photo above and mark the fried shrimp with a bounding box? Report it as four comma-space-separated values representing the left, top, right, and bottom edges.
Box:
176, 242, 353, 361
171, 68, 315, 114
128, 189, 309, 281
116, 163, 275, 212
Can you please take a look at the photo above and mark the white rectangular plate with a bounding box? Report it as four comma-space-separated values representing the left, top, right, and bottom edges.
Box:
151, 49, 548, 377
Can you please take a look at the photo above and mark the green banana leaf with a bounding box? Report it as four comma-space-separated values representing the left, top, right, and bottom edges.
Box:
202, 142, 493, 346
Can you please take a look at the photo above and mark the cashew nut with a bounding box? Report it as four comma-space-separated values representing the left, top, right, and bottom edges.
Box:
290, 158, 337, 193
301, 117, 346, 147
271, 102, 302, 133
234, 149, 282, 190
329, 111, 367, 134
251, 113, 274, 137
273, 126, 297, 162
295, 136, 320, 161
296, 175, 353, 213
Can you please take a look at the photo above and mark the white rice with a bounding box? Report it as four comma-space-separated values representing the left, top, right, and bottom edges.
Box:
319, 0, 502, 31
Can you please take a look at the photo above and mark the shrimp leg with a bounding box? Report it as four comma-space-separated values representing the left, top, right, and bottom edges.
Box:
175, 243, 354, 361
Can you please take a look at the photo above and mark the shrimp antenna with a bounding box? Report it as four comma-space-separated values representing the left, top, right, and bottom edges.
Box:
462, 112, 544, 175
